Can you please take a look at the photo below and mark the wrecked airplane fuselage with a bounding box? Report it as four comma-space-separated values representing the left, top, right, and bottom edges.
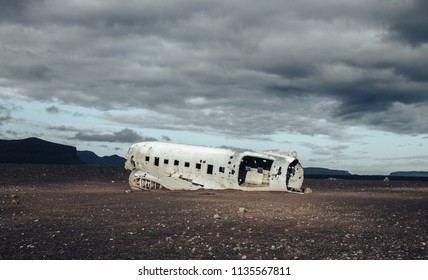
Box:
125, 142, 304, 192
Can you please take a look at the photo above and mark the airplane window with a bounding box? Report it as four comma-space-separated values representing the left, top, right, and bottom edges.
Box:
207, 164, 213, 174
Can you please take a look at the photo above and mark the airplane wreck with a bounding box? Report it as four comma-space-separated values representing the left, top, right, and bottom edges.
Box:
125, 142, 304, 192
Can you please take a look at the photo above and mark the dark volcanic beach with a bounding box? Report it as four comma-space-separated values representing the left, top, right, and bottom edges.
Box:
0, 164, 427, 260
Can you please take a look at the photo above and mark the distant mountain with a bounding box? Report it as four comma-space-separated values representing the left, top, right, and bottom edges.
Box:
77, 150, 125, 166
0, 137, 84, 164
390, 171, 428, 177
0, 137, 126, 166
304, 167, 352, 176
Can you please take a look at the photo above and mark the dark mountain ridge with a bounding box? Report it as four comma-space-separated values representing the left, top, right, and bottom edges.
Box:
390, 171, 428, 177
0, 137, 84, 164
76, 150, 125, 166
0, 137, 125, 166
304, 167, 352, 176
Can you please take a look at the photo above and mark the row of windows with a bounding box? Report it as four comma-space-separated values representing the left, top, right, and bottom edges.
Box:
145, 155, 225, 174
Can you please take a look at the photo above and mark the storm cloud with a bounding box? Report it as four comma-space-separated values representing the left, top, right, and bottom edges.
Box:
46, 105, 60, 114
0, 105, 11, 124
0, 0, 427, 139
72, 128, 157, 143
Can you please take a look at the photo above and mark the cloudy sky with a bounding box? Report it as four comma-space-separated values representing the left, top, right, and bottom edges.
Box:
1, 0, 427, 175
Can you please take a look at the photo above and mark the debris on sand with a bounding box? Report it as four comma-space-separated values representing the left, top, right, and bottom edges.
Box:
213, 214, 221, 219
238, 207, 247, 213
165, 237, 173, 242
304, 187, 313, 194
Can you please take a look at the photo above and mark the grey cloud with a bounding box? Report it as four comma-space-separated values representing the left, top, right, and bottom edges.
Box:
104, 98, 348, 140
73, 112, 85, 117
161, 135, 171, 142
5, 130, 20, 138
0, 0, 41, 22
5, 64, 53, 81
0, 105, 12, 127
48, 125, 81, 132
379, 154, 428, 161
103, 94, 363, 141
330, 145, 349, 151
1, 0, 427, 139
73, 128, 156, 143
301, 142, 349, 156
356, 103, 428, 135
46, 106, 60, 114
0, 105, 11, 119
386, 0, 428, 46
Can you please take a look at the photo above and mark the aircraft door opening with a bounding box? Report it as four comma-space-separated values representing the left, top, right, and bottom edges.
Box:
238, 156, 273, 187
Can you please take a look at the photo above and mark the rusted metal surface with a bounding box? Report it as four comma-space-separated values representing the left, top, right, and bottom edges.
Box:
125, 142, 304, 192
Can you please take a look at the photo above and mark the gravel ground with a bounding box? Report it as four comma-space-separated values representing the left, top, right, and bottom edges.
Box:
0, 164, 427, 260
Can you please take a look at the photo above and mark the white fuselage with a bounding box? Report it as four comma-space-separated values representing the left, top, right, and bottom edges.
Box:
125, 142, 304, 191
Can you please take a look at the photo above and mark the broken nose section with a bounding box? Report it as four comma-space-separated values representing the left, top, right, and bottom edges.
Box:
286, 160, 304, 192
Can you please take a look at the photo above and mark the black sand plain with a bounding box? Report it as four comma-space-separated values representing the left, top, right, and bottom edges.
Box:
0, 164, 426, 260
